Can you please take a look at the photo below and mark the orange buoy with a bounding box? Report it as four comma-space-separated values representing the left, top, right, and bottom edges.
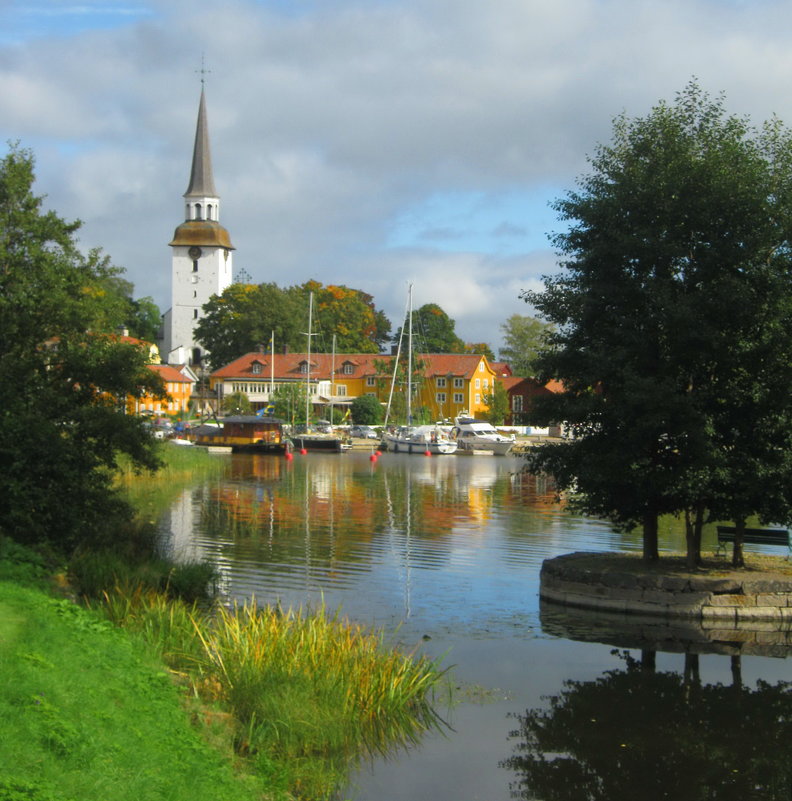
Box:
300, 448, 308, 455
369, 453, 378, 462
285, 451, 293, 461
424, 450, 431, 456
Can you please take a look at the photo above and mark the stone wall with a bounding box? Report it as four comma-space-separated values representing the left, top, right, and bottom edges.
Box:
541, 551, 792, 623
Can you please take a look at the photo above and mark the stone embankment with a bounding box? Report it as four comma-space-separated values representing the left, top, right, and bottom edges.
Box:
541, 551, 792, 623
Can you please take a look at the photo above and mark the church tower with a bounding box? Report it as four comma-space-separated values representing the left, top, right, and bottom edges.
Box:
161, 87, 234, 366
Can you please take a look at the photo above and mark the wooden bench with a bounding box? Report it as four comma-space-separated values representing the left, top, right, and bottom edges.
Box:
715, 526, 791, 559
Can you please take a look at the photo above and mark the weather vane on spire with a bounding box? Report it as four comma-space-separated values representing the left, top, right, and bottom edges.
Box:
196, 54, 211, 86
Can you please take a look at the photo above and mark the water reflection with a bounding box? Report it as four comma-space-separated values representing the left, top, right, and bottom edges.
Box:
156, 452, 792, 801
503, 648, 792, 801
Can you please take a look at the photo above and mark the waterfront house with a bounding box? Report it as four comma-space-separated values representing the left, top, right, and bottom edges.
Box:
209, 351, 501, 422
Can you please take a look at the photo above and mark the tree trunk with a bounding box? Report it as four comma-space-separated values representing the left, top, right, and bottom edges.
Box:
642, 511, 659, 563
732, 517, 746, 568
730, 654, 743, 692
683, 652, 700, 687
684, 504, 705, 569
640, 649, 656, 672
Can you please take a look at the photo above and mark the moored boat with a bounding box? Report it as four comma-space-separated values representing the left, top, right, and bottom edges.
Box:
382, 424, 458, 455
191, 415, 292, 454
452, 415, 514, 455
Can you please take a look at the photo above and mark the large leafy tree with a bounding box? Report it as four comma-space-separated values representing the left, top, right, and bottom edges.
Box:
195, 282, 307, 368
303, 280, 390, 353
393, 303, 465, 353
524, 82, 792, 565
196, 280, 391, 367
0, 145, 165, 551
499, 314, 553, 376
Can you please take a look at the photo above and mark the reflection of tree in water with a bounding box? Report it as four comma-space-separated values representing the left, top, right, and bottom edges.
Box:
502, 651, 792, 801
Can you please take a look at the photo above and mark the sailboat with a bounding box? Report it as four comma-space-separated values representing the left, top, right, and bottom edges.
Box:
381, 285, 458, 455
289, 291, 347, 453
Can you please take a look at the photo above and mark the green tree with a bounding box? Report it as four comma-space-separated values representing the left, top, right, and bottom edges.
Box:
304, 280, 391, 353
195, 282, 307, 368
483, 381, 509, 425
0, 145, 165, 551
270, 383, 309, 428
127, 295, 162, 342
524, 82, 792, 565
499, 314, 553, 376
350, 393, 384, 425
196, 280, 391, 366
394, 303, 465, 353
221, 391, 253, 416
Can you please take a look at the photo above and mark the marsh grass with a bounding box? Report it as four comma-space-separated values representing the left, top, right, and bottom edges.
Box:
115, 442, 228, 523
93, 587, 448, 799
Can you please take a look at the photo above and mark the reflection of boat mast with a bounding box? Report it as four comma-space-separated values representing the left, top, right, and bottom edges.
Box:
384, 467, 412, 619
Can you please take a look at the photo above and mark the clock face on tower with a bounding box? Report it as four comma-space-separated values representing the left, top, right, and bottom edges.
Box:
188, 246, 202, 260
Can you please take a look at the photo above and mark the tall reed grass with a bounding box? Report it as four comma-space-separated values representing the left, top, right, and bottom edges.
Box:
93, 587, 448, 799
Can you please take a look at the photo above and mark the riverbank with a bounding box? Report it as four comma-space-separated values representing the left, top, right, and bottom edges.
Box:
0, 578, 267, 801
1, 536, 446, 801
541, 551, 792, 621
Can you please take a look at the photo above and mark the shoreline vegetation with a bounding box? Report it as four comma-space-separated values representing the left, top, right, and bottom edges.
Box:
1, 444, 448, 800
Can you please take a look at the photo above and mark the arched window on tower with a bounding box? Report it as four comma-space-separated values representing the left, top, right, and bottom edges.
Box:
192, 260, 198, 273
194, 203, 202, 220
206, 204, 214, 221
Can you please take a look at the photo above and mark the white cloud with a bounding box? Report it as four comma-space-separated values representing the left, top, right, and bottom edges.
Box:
3, 0, 792, 348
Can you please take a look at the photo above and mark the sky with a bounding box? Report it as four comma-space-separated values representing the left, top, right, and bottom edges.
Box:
2, 0, 792, 352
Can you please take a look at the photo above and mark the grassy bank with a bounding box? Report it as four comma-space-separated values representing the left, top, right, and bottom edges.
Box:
1, 541, 447, 800
0, 580, 267, 801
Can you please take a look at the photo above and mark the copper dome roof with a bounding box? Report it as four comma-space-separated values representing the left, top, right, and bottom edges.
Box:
169, 219, 235, 249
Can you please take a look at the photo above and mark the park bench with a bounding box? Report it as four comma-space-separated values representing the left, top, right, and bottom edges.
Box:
715, 525, 791, 559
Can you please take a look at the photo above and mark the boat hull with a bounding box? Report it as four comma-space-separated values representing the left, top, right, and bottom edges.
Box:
455, 439, 514, 456
382, 434, 458, 455
290, 435, 346, 453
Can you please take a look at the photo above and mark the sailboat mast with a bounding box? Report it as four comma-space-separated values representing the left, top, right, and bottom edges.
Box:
407, 283, 413, 426
305, 291, 313, 429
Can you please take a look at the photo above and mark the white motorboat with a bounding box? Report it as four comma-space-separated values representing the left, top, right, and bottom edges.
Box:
383, 424, 458, 455
452, 415, 515, 455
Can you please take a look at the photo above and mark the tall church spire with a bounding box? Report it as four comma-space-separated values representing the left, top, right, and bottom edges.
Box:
184, 88, 218, 199
162, 86, 234, 367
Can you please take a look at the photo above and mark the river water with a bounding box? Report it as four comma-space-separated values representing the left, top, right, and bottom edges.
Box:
159, 450, 792, 801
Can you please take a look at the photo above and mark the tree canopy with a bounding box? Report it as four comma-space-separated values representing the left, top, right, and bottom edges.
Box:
0, 145, 165, 551
393, 303, 466, 353
499, 314, 553, 376
195, 280, 391, 367
524, 81, 792, 565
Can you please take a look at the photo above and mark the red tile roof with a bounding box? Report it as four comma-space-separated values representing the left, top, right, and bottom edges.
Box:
148, 364, 195, 383
211, 352, 493, 380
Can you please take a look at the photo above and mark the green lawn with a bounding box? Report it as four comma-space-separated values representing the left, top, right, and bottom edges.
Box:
0, 581, 269, 801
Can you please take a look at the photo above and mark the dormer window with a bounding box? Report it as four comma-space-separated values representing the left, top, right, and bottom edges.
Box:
251, 362, 263, 375
342, 362, 354, 375
300, 362, 309, 374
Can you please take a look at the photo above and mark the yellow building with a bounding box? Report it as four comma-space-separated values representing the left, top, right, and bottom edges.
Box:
131, 364, 197, 415
209, 351, 499, 421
